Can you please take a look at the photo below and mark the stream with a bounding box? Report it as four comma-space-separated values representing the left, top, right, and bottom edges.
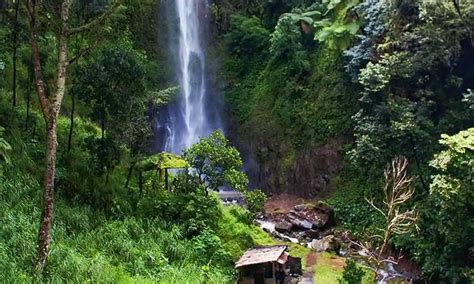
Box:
255, 218, 417, 283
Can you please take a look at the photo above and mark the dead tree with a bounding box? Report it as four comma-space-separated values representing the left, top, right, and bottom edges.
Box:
351, 156, 419, 274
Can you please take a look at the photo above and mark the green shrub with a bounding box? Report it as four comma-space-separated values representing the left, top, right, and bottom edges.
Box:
244, 189, 267, 215
339, 259, 365, 284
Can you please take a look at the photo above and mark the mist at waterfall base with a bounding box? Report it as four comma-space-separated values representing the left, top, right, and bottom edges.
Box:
155, 0, 223, 155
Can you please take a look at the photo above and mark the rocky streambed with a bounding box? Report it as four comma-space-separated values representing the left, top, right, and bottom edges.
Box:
256, 201, 343, 251
256, 199, 422, 283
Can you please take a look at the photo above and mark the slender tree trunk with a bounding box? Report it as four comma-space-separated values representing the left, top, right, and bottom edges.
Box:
67, 91, 75, 152
25, 70, 31, 131
27, 0, 71, 271
101, 99, 106, 139
36, 118, 57, 271
139, 171, 143, 198
125, 161, 135, 189
26, 0, 119, 271
27, 2, 50, 123
12, 0, 20, 107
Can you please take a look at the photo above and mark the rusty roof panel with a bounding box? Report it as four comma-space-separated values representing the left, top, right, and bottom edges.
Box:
235, 246, 287, 268
277, 252, 289, 264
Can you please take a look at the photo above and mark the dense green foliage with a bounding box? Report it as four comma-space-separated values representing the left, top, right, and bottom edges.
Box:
183, 131, 249, 194
215, 0, 474, 281
1, 0, 473, 282
243, 189, 267, 216
0, 1, 271, 282
339, 259, 365, 284
416, 128, 474, 280
0, 97, 271, 282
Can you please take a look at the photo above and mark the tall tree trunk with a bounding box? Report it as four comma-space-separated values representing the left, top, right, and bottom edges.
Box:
25, 70, 31, 131
26, 0, 120, 271
101, 99, 106, 139
12, 0, 20, 107
36, 119, 57, 271
27, 0, 71, 271
67, 91, 75, 153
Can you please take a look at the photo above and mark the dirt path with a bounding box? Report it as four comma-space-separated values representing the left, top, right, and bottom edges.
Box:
301, 251, 317, 284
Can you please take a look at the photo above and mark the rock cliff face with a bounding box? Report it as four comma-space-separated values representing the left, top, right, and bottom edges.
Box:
227, 109, 344, 197
237, 135, 344, 197
285, 142, 343, 198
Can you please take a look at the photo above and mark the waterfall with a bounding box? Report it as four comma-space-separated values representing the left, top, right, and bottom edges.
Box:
160, 0, 222, 154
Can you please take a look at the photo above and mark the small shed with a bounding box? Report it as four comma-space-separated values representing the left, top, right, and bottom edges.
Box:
235, 245, 290, 284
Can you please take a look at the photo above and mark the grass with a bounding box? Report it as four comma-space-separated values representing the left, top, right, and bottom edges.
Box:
313, 252, 345, 284
286, 243, 311, 268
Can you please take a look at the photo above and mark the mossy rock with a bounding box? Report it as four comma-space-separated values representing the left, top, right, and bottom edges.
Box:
136, 152, 188, 172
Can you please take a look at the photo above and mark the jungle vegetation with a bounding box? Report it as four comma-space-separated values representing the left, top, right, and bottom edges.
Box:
0, 0, 473, 283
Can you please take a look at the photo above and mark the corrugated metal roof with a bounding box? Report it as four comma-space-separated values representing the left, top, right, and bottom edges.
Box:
235, 246, 287, 268
277, 252, 289, 264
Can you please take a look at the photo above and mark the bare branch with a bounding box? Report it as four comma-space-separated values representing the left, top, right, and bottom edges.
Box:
356, 156, 419, 274
68, 40, 98, 65
66, 2, 122, 36
366, 197, 387, 218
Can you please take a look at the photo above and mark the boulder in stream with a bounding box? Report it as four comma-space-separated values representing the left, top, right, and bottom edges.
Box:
275, 220, 293, 233
287, 212, 313, 230
304, 229, 319, 239
310, 235, 338, 252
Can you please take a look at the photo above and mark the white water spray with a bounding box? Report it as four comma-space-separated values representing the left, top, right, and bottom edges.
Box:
162, 0, 221, 154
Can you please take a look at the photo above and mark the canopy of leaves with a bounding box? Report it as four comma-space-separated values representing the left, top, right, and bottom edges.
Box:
415, 129, 474, 280
184, 130, 248, 193
227, 14, 270, 57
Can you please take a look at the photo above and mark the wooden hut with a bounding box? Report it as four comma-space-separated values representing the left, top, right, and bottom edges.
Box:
235, 245, 290, 284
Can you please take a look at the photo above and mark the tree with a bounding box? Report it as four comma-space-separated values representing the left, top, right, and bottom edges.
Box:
351, 156, 418, 278
11, 0, 20, 107
243, 189, 267, 216
183, 130, 248, 195
347, 0, 474, 176
75, 44, 149, 144
417, 128, 474, 280
25, 0, 121, 272
339, 259, 365, 284
344, 0, 388, 80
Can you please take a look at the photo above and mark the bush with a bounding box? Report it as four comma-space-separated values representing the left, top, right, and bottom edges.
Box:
339, 259, 365, 284
227, 14, 270, 57
244, 189, 267, 215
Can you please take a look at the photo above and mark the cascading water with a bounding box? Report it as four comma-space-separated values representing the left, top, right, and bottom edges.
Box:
160, 0, 222, 154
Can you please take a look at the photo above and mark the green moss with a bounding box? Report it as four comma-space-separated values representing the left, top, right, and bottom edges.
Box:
136, 152, 188, 172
